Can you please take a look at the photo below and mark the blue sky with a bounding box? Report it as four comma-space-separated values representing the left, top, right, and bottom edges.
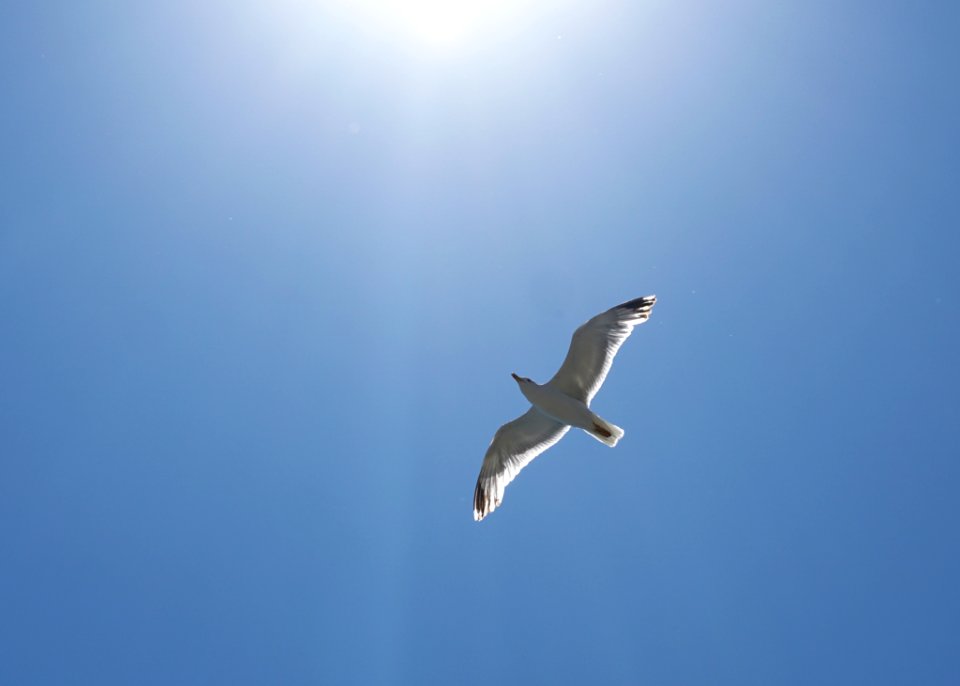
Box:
2, 1, 959, 684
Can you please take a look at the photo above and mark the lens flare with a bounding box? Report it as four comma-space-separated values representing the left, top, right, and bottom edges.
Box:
346, 0, 532, 48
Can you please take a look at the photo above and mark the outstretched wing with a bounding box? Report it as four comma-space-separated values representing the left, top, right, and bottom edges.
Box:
473, 408, 570, 521
547, 295, 657, 404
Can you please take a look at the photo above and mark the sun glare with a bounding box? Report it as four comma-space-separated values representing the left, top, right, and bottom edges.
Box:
346, 0, 529, 48
407, 3, 475, 45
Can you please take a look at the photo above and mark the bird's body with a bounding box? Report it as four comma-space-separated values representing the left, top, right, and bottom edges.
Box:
517, 380, 623, 447
473, 295, 657, 521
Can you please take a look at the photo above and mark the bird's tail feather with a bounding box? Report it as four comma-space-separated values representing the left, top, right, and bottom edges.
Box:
588, 418, 624, 447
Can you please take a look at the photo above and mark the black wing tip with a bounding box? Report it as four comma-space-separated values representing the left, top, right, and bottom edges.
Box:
473, 482, 489, 521
616, 295, 657, 311
473, 480, 500, 522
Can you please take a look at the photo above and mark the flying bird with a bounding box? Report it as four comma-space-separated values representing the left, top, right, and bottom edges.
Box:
473, 295, 657, 521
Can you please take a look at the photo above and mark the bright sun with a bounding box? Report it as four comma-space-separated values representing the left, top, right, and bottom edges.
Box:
346, 0, 530, 48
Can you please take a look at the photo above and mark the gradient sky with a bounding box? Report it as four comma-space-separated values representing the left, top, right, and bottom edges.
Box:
2, 2, 959, 684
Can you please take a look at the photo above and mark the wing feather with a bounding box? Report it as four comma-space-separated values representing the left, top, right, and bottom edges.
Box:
473, 408, 569, 521
547, 295, 657, 404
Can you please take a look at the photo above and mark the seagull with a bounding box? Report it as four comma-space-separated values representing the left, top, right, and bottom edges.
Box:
473, 295, 657, 521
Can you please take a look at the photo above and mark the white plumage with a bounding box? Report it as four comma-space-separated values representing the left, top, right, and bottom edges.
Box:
473, 295, 657, 521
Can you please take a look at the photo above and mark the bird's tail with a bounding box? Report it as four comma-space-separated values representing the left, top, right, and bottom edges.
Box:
587, 417, 624, 447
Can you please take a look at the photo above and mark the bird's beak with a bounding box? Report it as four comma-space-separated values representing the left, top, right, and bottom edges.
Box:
511, 372, 521, 382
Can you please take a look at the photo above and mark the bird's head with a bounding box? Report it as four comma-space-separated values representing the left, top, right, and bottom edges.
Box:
511, 372, 533, 385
